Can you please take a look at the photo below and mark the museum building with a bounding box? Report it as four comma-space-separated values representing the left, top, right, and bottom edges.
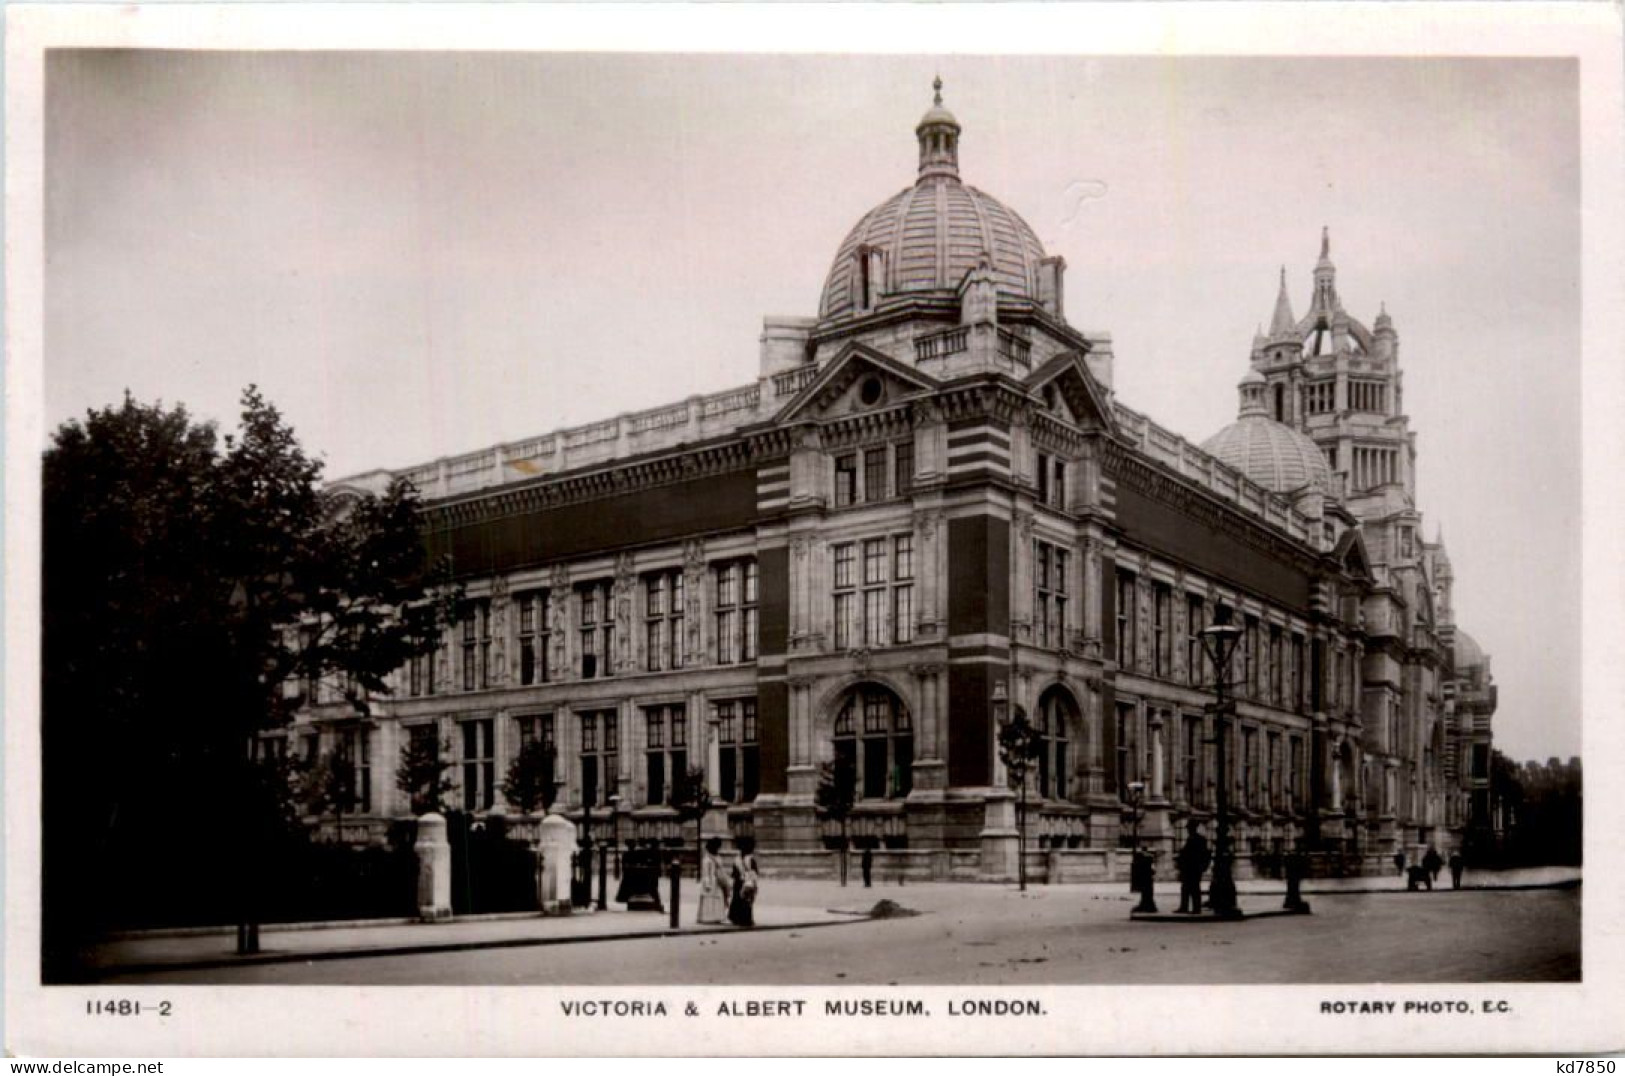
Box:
289, 85, 1497, 879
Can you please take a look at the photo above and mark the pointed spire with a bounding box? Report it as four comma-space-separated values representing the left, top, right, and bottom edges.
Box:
1269, 265, 1296, 337
1318, 225, 1332, 265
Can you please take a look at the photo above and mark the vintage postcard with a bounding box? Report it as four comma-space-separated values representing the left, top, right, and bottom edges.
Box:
6, 1, 1623, 1058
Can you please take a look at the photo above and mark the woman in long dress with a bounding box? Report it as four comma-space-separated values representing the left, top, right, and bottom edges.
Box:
728, 837, 759, 927
697, 837, 729, 924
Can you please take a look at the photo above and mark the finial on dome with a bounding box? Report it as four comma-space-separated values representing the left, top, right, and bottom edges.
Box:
1319, 226, 1331, 262
916, 76, 962, 181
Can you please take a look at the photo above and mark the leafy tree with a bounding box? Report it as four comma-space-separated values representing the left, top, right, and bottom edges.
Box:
300, 750, 362, 838
671, 764, 714, 879
397, 733, 458, 816
815, 756, 858, 886
41, 388, 458, 971
997, 708, 1043, 891
501, 739, 559, 816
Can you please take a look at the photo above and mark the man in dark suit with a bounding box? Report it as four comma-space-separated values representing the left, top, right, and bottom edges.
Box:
1176, 819, 1211, 914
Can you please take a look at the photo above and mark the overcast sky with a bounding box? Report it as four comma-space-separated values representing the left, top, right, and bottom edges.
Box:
44, 52, 1579, 763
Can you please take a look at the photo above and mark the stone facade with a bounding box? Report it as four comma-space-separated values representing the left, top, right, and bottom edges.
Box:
283, 86, 1495, 880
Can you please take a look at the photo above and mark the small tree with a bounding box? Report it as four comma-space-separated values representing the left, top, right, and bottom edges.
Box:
300, 750, 361, 840
502, 739, 559, 817
397, 733, 457, 816
671, 765, 713, 879
997, 708, 1043, 892
816, 756, 858, 886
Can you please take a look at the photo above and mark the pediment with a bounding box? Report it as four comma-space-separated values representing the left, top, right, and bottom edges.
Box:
773, 343, 939, 424
1026, 351, 1116, 434
1332, 527, 1374, 583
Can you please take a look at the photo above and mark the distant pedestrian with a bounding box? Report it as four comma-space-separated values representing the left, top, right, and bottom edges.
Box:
1448, 850, 1465, 890
861, 844, 874, 888
1394, 850, 1406, 877
729, 838, 760, 927
1423, 845, 1443, 883
1176, 819, 1211, 914
697, 837, 729, 924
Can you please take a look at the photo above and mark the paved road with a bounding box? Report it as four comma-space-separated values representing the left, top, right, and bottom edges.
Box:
124, 883, 1579, 986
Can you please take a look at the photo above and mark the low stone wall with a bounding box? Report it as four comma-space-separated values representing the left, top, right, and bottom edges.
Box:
758, 849, 980, 883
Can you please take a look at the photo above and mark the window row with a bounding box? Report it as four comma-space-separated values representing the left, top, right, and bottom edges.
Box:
1114, 703, 1309, 815
273, 700, 762, 817
402, 559, 758, 698
832, 534, 914, 649
1114, 569, 1360, 715
833, 441, 914, 508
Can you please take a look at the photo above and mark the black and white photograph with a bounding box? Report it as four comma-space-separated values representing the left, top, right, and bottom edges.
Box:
6, 2, 1623, 1059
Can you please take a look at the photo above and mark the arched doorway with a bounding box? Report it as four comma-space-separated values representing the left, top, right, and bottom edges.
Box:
1034, 685, 1082, 801
832, 683, 913, 801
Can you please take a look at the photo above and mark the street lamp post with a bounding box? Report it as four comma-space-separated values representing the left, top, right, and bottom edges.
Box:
1126, 780, 1159, 913
1199, 612, 1244, 919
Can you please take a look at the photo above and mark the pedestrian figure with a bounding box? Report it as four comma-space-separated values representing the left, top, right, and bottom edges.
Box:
861, 844, 874, 888
697, 837, 729, 924
1423, 845, 1443, 883
1176, 819, 1210, 914
1393, 849, 1406, 877
1448, 850, 1465, 890
1406, 864, 1432, 891
729, 838, 760, 927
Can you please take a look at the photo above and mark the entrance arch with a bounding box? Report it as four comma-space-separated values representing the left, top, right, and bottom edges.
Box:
1034, 684, 1083, 801
831, 683, 913, 801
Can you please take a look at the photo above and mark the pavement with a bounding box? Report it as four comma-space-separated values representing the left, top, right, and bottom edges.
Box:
74, 863, 1580, 981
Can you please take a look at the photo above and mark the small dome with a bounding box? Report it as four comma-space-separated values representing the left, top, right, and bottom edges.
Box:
1453, 629, 1486, 670
1202, 416, 1333, 494
1239, 369, 1266, 387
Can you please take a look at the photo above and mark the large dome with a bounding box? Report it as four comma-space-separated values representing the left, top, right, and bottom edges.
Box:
1452, 629, 1486, 670
1202, 374, 1333, 493
818, 86, 1047, 322
819, 180, 1047, 321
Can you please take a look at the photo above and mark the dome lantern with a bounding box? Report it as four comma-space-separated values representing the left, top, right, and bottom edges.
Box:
916, 76, 962, 181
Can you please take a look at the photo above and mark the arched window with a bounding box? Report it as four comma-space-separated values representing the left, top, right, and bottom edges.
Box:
833, 686, 912, 800
1035, 687, 1079, 800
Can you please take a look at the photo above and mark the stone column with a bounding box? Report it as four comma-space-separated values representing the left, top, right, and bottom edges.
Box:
706, 701, 722, 798
1149, 712, 1166, 801
415, 813, 452, 920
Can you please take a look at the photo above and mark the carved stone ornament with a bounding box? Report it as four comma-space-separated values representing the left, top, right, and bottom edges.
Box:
790, 534, 815, 562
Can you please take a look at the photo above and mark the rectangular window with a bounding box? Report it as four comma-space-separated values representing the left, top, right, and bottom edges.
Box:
1242, 728, 1258, 810
579, 709, 617, 807
894, 440, 914, 496
339, 727, 372, 813
1269, 625, 1283, 705
1187, 594, 1206, 687
578, 581, 614, 679
834, 454, 857, 508
1243, 616, 1258, 698
1152, 583, 1170, 677
1183, 714, 1201, 807
517, 590, 551, 686
643, 704, 686, 807
864, 447, 888, 502
1036, 452, 1052, 505
862, 538, 887, 647
409, 650, 427, 697
1115, 570, 1136, 667
1291, 635, 1305, 711
1034, 540, 1069, 649
460, 601, 491, 692
461, 719, 494, 812
1114, 702, 1133, 794
715, 699, 760, 803
835, 537, 911, 650
1289, 736, 1303, 811
711, 559, 756, 665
